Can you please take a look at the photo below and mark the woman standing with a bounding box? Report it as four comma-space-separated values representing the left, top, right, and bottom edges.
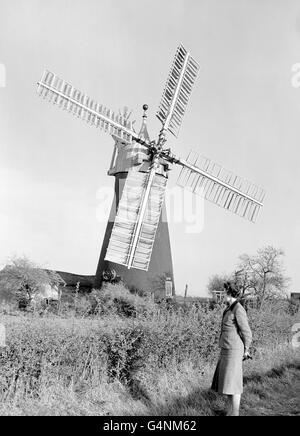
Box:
211, 281, 252, 416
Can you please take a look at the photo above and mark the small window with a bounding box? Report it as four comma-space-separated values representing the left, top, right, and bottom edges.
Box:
165, 279, 173, 298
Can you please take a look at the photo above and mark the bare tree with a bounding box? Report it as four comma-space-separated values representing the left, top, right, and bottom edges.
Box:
233, 269, 253, 297
207, 273, 231, 299
237, 246, 290, 309
0, 256, 64, 309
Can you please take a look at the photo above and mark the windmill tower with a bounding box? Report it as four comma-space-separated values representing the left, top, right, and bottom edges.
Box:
37, 44, 265, 295
94, 104, 175, 293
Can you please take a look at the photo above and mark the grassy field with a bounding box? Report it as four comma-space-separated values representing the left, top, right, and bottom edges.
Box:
0, 287, 299, 416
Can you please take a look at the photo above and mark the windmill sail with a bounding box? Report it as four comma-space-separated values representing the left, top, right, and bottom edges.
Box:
105, 168, 167, 270
37, 70, 138, 144
177, 151, 265, 222
156, 44, 200, 138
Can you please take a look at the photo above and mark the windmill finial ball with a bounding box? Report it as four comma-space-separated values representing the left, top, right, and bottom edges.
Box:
143, 104, 148, 111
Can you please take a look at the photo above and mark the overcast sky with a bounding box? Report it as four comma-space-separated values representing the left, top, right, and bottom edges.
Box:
0, 0, 299, 296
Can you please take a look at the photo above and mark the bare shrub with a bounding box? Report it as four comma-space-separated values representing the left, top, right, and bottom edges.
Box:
89, 282, 156, 317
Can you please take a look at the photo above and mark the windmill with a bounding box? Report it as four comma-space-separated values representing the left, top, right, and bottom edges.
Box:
37, 44, 265, 296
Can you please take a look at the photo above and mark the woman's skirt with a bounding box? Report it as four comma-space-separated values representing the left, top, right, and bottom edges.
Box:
211, 348, 244, 395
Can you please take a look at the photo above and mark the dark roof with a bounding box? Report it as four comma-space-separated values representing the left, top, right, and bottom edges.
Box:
52, 271, 95, 288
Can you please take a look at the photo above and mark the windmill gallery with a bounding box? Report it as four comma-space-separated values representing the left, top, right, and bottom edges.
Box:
36, 44, 265, 294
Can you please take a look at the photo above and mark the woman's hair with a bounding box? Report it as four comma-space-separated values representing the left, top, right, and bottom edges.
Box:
223, 281, 240, 298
